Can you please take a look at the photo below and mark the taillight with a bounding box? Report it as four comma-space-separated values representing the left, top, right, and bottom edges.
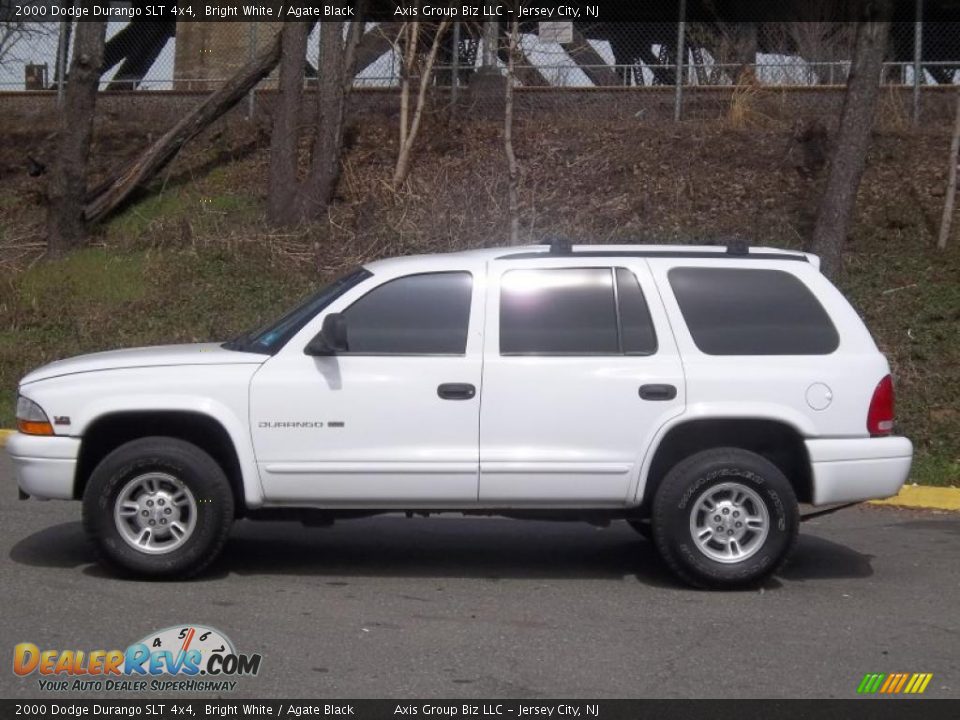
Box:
867, 375, 895, 436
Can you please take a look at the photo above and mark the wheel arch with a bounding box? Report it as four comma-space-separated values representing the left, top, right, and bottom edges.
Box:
74, 410, 259, 515
636, 417, 813, 511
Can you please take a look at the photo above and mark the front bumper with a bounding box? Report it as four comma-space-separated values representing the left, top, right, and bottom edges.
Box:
6, 432, 80, 500
806, 436, 913, 506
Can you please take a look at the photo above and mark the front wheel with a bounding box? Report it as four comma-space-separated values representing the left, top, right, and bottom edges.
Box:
82, 437, 235, 579
651, 448, 798, 589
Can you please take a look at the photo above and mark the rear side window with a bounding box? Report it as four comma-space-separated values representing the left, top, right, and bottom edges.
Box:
616, 268, 658, 355
668, 267, 839, 355
500, 267, 658, 355
342, 272, 472, 354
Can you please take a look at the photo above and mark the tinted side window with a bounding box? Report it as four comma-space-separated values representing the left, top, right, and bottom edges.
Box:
342, 272, 472, 354
668, 267, 839, 355
500, 268, 619, 354
616, 268, 658, 355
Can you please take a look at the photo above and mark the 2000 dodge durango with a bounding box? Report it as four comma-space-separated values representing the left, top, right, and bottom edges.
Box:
8, 242, 913, 587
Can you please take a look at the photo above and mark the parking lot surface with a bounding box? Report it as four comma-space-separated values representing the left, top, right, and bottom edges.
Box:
1, 458, 957, 699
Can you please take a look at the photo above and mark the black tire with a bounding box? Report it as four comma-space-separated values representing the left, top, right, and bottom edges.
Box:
82, 437, 235, 579
626, 519, 653, 540
651, 447, 798, 590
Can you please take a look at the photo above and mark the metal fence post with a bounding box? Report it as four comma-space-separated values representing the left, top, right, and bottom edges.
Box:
482, 20, 497, 67
247, 22, 258, 120
674, 0, 686, 121
451, 21, 460, 107
913, 0, 923, 126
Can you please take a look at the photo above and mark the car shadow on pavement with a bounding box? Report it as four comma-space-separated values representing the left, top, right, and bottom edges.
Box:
10, 516, 876, 589
8, 521, 93, 569
780, 533, 874, 581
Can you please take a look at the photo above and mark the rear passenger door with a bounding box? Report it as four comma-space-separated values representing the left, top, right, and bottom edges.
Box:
478, 260, 685, 505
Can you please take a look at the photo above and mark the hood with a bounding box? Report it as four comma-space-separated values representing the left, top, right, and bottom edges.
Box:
19, 343, 267, 385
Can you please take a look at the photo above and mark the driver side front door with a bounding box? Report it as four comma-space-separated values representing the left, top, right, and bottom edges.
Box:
249, 269, 484, 505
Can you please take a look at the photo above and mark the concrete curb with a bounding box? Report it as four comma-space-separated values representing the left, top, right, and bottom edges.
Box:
0, 429, 957, 511
869, 485, 960, 512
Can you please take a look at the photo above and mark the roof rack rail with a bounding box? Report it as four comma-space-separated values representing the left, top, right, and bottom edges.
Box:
548, 237, 572, 255
496, 247, 809, 263
726, 239, 749, 256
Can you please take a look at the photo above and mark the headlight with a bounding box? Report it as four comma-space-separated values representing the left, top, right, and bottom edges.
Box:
16, 395, 54, 436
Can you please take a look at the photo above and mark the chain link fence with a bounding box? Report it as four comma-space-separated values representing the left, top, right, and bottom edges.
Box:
4, 19, 960, 122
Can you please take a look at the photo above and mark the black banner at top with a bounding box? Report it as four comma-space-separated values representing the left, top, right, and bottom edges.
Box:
3, 0, 960, 23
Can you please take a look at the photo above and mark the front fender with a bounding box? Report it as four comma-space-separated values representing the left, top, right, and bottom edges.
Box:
20, 365, 265, 508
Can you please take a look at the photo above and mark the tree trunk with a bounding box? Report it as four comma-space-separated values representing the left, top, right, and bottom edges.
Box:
84, 28, 283, 225
392, 22, 449, 190
937, 90, 960, 250
299, 21, 353, 219
268, 22, 311, 226
267, 14, 362, 228
46, 17, 105, 258
504, 21, 521, 245
811, 0, 893, 278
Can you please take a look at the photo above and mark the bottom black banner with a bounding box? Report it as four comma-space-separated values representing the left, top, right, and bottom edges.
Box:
1, 699, 958, 720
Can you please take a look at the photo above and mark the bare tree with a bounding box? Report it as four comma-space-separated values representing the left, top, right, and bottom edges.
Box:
786, 21, 856, 85
937, 90, 960, 250
810, 0, 893, 277
504, 20, 521, 245
392, 21, 450, 190
268, 22, 312, 225
85, 29, 283, 225
0, 20, 59, 70
299, 20, 363, 218
46, 17, 105, 258
689, 22, 757, 85
267, 18, 363, 226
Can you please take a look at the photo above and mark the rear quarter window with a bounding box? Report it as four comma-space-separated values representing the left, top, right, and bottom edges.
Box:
668, 267, 839, 355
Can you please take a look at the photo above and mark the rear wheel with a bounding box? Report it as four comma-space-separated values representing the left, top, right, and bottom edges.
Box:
651, 447, 798, 589
82, 437, 234, 579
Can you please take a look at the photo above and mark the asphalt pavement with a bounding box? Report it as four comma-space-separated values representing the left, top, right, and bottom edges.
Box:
1, 456, 958, 699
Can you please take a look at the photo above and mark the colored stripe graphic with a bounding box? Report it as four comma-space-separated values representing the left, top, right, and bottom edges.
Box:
858, 673, 933, 694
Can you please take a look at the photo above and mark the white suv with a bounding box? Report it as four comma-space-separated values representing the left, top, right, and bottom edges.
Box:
8, 243, 913, 588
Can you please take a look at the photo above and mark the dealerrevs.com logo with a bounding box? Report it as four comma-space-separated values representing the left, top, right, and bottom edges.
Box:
13, 624, 262, 693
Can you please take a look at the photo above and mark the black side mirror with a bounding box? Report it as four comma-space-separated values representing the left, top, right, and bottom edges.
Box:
304, 313, 349, 356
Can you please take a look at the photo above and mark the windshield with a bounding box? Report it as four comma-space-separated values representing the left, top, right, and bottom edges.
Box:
223, 267, 372, 355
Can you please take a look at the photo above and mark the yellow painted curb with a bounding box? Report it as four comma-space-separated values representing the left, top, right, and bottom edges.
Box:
0, 429, 14, 447
870, 485, 960, 512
